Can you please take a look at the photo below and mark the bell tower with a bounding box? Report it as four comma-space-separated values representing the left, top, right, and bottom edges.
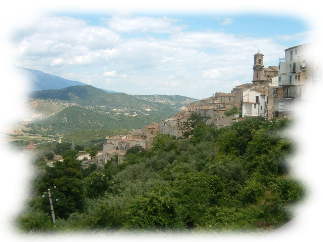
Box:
253, 51, 265, 84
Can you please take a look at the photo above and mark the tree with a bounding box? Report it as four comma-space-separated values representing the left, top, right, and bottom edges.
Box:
151, 134, 178, 152
224, 106, 239, 116
84, 171, 108, 199
124, 188, 184, 230
89, 148, 98, 159
36, 156, 85, 219
170, 173, 223, 228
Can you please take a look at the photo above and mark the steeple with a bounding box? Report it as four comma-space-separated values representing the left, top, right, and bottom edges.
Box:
253, 52, 265, 84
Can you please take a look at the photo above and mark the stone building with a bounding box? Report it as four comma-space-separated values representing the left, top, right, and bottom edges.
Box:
253, 51, 279, 86
101, 122, 160, 164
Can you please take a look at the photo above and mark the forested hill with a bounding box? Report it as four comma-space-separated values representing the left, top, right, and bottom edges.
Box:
29, 85, 183, 111
27, 105, 169, 138
17, 116, 304, 232
26, 85, 196, 144
16, 66, 86, 92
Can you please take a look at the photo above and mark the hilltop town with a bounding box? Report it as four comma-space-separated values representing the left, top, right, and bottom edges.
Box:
96, 42, 319, 164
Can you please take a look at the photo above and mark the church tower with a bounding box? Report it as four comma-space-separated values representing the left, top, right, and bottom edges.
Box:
252, 51, 265, 84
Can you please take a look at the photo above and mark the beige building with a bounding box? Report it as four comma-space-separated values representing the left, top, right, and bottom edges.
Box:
102, 122, 160, 164
273, 42, 320, 117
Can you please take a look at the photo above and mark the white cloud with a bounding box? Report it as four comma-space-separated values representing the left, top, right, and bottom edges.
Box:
202, 69, 222, 78
222, 17, 233, 25
103, 70, 127, 78
276, 31, 314, 43
105, 16, 186, 33
12, 14, 295, 99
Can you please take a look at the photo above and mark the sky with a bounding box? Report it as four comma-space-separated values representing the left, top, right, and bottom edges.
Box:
10, 11, 315, 99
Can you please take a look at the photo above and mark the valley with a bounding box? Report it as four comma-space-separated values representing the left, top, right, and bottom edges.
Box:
6, 82, 197, 149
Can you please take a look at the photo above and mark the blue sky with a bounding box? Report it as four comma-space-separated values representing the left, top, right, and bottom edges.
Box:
11, 12, 315, 99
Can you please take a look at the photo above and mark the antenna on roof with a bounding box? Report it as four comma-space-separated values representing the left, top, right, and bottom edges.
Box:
258, 47, 260, 53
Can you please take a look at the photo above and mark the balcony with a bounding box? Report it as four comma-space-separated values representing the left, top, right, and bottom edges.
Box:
279, 74, 294, 86
278, 99, 295, 112
282, 86, 297, 98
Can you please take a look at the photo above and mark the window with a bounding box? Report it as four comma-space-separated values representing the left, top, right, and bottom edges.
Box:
256, 96, 259, 103
290, 50, 293, 61
254, 104, 256, 108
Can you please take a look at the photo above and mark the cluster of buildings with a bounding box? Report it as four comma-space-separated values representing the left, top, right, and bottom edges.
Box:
94, 42, 319, 164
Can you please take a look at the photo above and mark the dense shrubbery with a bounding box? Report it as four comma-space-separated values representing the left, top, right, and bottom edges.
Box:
16, 115, 304, 233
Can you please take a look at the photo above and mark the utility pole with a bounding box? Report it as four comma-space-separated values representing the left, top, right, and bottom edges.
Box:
48, 189, 56, 223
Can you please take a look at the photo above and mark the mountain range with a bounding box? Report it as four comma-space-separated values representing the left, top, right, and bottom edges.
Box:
17, 67, 197, 145
0, 64, 84, 92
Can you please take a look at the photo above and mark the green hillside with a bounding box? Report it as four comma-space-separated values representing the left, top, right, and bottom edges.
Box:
26, 105, 165, 137
134, 94, 198, 109
17, 116, 304, 232
30, 85, 178, 111
0, 85, 194, 143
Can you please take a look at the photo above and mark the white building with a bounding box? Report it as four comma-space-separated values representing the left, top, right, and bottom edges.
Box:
242, 89, 266, 117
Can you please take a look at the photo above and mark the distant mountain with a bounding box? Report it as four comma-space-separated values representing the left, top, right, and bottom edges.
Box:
0, 64, 84, 92
134, 94, 198, 109
29, 85, 176, 112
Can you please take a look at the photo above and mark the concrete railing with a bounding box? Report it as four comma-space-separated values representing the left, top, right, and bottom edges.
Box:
260, 200, 323, 242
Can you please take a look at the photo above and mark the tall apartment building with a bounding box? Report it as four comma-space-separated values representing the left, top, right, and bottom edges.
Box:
273, 42, 320, 117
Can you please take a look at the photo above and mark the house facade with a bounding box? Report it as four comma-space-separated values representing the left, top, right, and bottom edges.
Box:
273, 42, 320, 117
242, 89, 266, 117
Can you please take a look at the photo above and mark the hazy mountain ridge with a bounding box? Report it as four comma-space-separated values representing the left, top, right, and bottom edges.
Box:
16, 66, 87, 92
